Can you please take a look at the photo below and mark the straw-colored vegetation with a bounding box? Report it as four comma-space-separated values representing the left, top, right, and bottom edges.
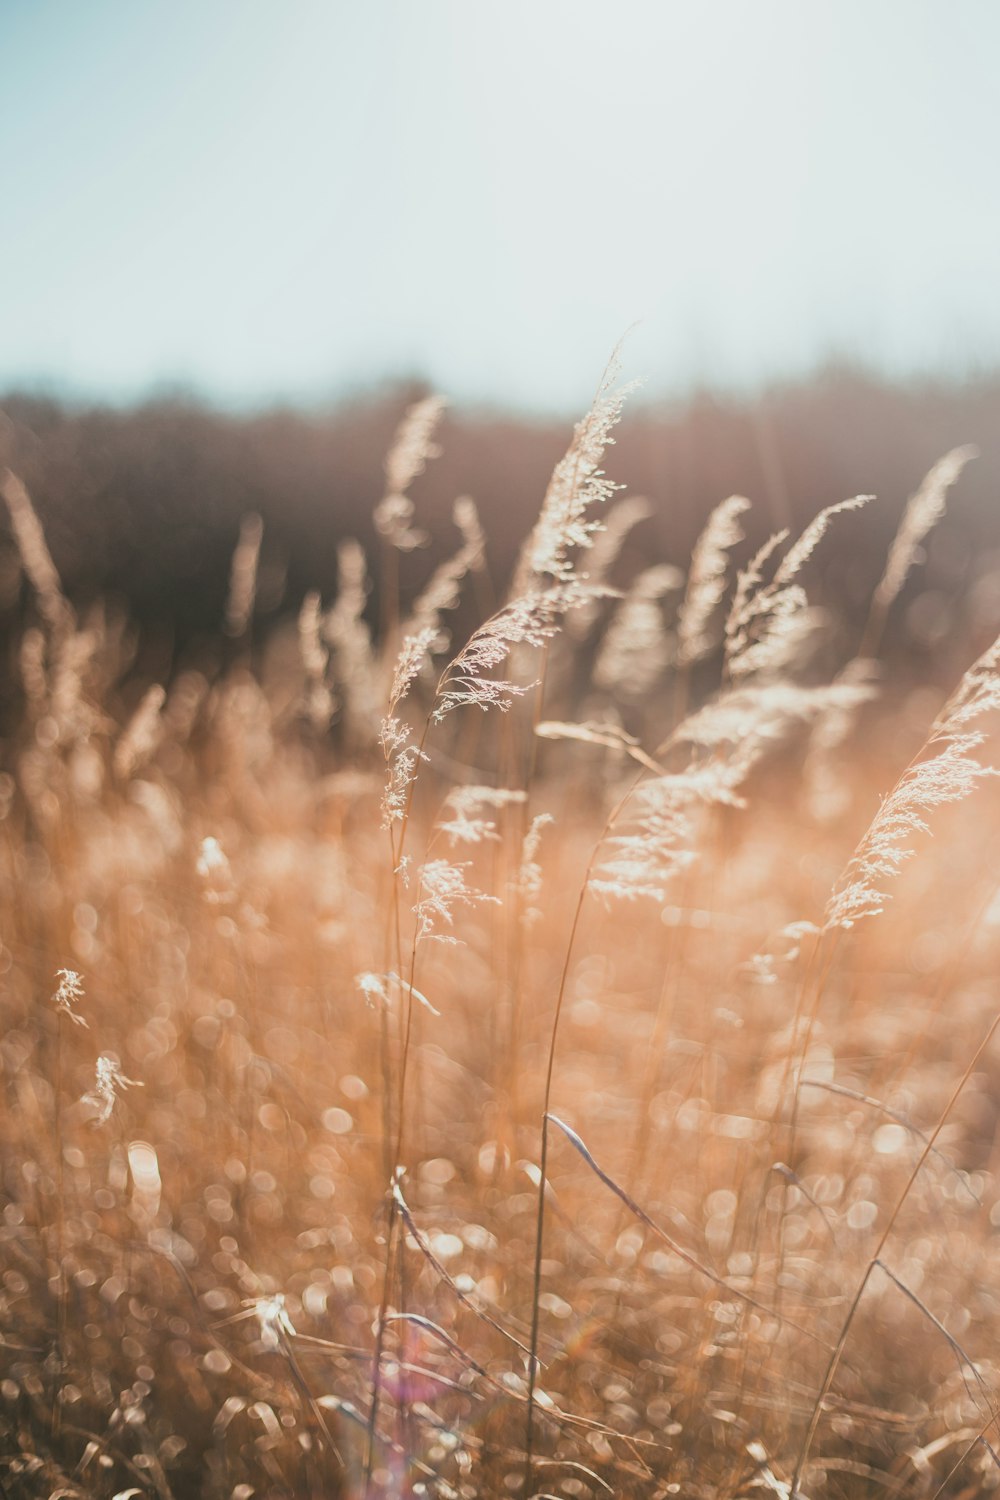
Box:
1, 365, 999, 1500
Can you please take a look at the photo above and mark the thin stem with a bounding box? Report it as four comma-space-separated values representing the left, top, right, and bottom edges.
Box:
790, 1007, 1000, 1497
51, 1016, 65, 1442
365, 716, 430, 1497
525, 770, 645, 1485
784, 927, 841, 1165
524, 878, 589, 1477
364, 1197, 398, 1496
504, 637, 555, 1164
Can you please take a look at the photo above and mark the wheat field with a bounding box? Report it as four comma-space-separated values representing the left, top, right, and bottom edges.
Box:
1, 368, 1000, 1500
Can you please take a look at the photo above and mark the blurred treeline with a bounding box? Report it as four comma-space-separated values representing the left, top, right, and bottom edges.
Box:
1, 367, 998, 684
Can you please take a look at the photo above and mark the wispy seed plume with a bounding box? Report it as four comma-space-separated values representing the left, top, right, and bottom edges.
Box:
83, 1055, 143, 1125
224, 513, 264, 638
53, 969, 87, 1028
514, 351, 634, 591
1, 469, 73, 638
677, 495, 749, 667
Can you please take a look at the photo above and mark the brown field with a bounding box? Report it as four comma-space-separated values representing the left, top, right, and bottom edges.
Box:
2, 370, 1000, 1499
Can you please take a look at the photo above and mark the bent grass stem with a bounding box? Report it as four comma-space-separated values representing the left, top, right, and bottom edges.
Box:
790, 1007, 1000, 1498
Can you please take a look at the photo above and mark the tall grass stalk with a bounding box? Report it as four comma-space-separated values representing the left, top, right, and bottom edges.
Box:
524, 769, 646, 1484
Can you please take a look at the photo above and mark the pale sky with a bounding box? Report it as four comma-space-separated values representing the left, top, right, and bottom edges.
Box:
1, 1, 998, 410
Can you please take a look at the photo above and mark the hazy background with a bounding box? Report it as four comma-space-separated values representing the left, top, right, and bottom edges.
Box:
2, 0, 999, 411
2, 0, 999, 682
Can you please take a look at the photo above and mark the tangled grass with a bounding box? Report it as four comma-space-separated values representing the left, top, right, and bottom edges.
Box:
0, 371, 999, 1500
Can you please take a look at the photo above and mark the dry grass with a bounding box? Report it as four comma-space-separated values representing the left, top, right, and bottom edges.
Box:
0, 378, 999, 1500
